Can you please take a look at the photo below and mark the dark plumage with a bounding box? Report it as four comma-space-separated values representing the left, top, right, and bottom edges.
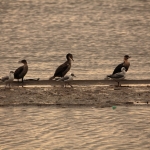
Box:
112, 55, 130, 74
14, 60, 28, 83
49, 53, 74, 80
113, 63, 126, 74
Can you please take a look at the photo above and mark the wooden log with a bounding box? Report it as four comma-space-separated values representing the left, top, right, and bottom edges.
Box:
1, 79, 150, 86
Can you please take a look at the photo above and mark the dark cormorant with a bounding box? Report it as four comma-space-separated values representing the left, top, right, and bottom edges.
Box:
49, 53, 74, 80
14, 60, 28, 84
112, 55, 131, 74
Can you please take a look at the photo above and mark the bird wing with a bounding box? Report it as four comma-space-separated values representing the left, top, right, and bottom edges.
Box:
14, 66, 24, 79
62, 75, 70, 81
14, 65, 28, 79
112, 74, 124, 78
113, 62, 130, 74
56, 75, 69, 81
107, 72, 125, 79
112, 63, 124, 74
19, 66, 28, 78
1, 76, 9, 82
54, 62, 70, 77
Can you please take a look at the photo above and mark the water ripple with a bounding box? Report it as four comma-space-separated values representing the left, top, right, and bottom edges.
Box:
0, 106, 150, 149
0, 0, 150, 79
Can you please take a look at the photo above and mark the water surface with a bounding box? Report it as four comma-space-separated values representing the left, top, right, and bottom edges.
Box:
0, 106, 150, 150
0, 0, 150, 79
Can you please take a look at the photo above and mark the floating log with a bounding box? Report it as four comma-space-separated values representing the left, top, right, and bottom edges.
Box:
1, 79, 150, 86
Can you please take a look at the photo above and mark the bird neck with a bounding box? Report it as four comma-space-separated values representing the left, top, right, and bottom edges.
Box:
124, 59, 129, 63
67, 58, 72, 63
123, 60, 129, 66
67, 57, 72, 61
23, 63, 28, 67
9, 73, 14, 78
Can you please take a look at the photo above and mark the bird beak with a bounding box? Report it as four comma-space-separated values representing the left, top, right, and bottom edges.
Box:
18, 61, 22, 63
70, 56, 74, 61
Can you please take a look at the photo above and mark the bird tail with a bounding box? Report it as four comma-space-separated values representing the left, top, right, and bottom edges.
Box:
54, 77, 62, 81
104, 75, 111, 80
49, 76, 55, 80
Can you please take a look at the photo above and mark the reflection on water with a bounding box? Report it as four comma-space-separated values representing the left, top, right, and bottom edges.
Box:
0, 106, 150, 150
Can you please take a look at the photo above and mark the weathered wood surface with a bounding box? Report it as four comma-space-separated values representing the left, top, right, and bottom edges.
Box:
1, 79, 150, 86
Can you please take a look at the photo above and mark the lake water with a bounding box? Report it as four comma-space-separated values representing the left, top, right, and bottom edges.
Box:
0, 0, 150, 79
0, 106, 150, 150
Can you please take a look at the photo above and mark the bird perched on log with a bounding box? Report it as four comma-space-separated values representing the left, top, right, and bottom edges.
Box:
107, 67, 126, 79
56, 73, 76, 88
112, 55, 131, 75
49, 53, 74, 80
106, 67, 126, 86
1, 71, 14, 88
14, 60, 28, 86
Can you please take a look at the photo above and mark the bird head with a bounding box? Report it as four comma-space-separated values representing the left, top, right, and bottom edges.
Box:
70, 73, 76, 77
124, 55, 131, 60
18, 59, 27, 64
66, 53, 74, 61
10, 71, 14, 74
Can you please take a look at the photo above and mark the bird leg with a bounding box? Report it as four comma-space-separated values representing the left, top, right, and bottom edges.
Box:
118, 81, 122, 87
68, 83, 73, 88
63, 82, 73, 88
9, 83, 13, 89
21, 78, 24, 87
118, 81, 120, 87
115, 81, 121, 87
65, 82, 73, 88
64, 83, 67, 88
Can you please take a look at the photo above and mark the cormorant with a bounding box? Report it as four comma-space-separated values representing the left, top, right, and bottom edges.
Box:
14, 60, 28, 84
112, 55, 131, 74
49, 53, 74, 80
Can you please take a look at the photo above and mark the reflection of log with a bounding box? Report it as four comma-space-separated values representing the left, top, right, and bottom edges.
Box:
1, 79, 150, 86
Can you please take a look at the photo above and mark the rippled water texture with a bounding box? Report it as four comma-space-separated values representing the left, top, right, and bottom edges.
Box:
0, 106, 150, 150
0, 0, 150, 79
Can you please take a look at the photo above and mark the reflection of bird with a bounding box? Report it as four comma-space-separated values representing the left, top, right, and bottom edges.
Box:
106, 67, 126, 86
14, 60, 28, 86
49, 53, 74, 80
56, 73, 76, 88
1, 71, 14, 88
